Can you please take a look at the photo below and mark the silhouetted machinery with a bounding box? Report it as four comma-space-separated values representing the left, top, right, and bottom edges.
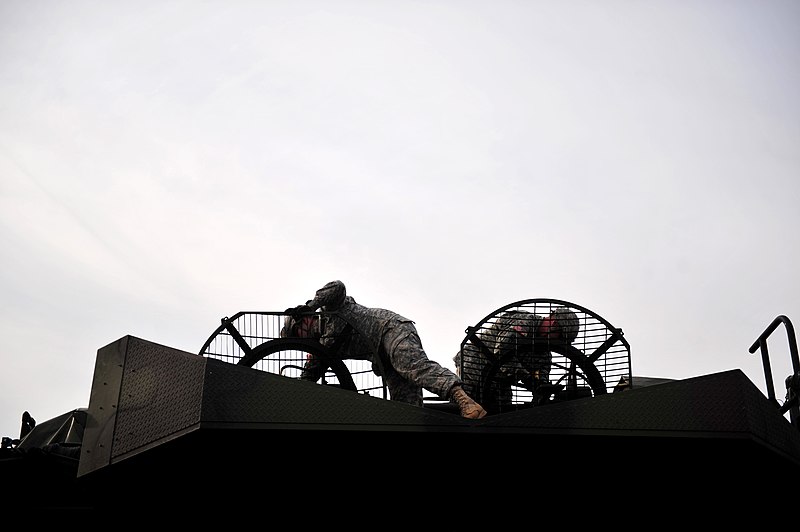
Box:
198, 298, 633, 413
3, 299, 800, 509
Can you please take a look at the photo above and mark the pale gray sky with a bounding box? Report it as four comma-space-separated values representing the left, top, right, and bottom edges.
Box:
2, 0, 798, 438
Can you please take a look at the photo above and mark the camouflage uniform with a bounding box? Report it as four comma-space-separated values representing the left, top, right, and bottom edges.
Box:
296, 280, 463, 407
455, 308, 574, 411
289, 313, 376, 382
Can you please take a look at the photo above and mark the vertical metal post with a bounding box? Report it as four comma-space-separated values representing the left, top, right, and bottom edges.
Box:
749, 315, 800, 429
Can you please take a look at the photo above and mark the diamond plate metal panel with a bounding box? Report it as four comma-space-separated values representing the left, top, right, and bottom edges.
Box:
112, 337, 206, 459
200, 358, 466, 429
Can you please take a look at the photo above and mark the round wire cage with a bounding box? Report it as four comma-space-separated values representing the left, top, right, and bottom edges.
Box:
198, 311, 388, 399
456, 298, 631, 414
199, 299, 630, 417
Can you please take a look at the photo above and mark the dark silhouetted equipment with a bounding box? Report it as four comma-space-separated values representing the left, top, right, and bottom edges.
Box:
3, 304, 800, 510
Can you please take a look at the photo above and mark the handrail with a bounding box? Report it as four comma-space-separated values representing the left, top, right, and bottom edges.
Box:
749, 315, 799, 429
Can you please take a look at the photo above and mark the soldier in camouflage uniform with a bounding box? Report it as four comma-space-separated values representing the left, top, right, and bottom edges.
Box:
281, 313, 378, 381
454, 307, 579, 413
285, 280, 487, 419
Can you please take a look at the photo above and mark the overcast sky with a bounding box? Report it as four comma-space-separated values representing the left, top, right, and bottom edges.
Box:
1, 1, 798, 438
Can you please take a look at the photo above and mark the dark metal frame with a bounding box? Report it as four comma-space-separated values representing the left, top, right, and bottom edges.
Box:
198, 300, 632, 416
198, 311, 389, 398
749, 315, 800, 429
457, 298, 632, 413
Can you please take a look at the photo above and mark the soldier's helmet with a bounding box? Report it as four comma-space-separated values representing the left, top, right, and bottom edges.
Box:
322, 281, 347, 311
549, 307, 580, 344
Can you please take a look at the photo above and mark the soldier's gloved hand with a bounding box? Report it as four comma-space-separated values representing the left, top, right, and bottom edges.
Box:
285, 304, 312, 318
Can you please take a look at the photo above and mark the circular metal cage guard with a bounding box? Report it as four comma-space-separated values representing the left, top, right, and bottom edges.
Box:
198, 311, 389, 399
456, 298, 631, 414
199, 300, 630, 415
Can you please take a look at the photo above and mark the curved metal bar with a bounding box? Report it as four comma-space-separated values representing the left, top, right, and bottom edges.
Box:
749, 315, 799, 428
198, 312, 244, 356
464, 297, 631, 353
198, 310, 389, 399
459, 298, 632, 400
241, 338, 357, 392
479, 341, 607, 414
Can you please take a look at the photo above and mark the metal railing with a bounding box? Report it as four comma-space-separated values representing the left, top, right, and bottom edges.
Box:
749, 315, 799, 429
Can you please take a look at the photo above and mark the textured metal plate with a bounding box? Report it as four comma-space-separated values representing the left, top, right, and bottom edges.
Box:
80, 335, 800, 487
199, 357, 466, 429
112, 337, 206, 458
78, 336, 207, 477
78, 336, 127, 477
